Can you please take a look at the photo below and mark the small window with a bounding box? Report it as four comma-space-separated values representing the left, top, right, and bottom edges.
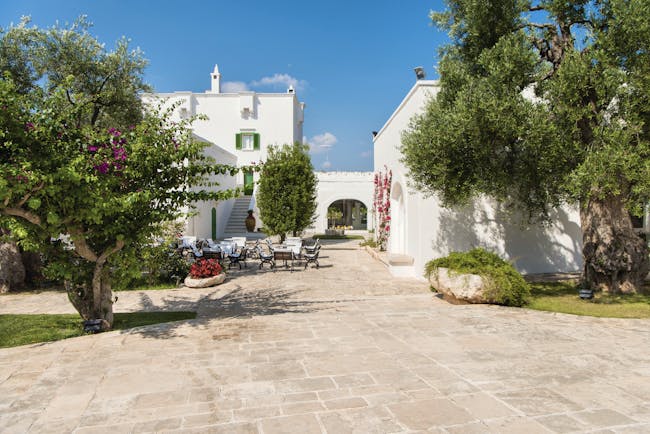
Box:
236, 132, 260, 151
242, 133, 254, 151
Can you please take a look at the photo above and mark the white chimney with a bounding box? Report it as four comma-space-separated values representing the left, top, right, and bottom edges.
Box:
210, 64, 221, 93
287, 85, 294, 94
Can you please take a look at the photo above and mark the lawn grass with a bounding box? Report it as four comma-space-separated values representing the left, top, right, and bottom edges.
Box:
528, 281, 650, 318
313, 234, 364, 240
0, 311, 196, 348
115, 282, 180, 292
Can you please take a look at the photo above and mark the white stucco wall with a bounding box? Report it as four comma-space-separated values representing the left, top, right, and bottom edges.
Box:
185, 144, 238, 239
373, 80, 584, 278
312, 171, 374, 233
142, 65, 306, 239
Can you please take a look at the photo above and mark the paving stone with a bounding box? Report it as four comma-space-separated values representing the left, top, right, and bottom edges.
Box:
0, 240, 649, 433
182, 411, 233, 428
495, 387, 583, 416
323, 397, 368, 410
388, 398, 476, 429
573, 409, 638, 428
260, 414, 321, 433
318, 406, 405, 433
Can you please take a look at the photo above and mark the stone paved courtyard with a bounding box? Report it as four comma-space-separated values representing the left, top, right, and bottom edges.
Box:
1, 240, 650, 433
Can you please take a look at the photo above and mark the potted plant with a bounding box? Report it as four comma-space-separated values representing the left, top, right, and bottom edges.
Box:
245, 210, 256, 232
184, 258, 226, 288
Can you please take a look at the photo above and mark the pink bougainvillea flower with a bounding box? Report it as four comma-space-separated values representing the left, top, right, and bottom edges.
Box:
95, 162, 110, 174
113, 147, 127, 161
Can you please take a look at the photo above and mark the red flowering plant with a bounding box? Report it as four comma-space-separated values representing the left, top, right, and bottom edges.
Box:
373, 166, 392, 251
189, 258, 223, 279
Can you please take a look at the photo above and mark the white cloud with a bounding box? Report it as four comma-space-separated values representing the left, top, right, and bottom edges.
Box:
308, 132, 337, 154
360, 150, 372, 158
221, 81, 249, 92
251, 73, 306, 91
322, 160, 332, 169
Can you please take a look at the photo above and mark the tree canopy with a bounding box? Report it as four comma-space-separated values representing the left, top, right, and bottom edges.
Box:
0, 18, 238, 327
256, 143, 317, 242
402, 0, 650, 293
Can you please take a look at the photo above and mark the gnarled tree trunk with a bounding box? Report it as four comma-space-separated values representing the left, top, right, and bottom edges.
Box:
581, 194, 649, 294
66, 265, 114, 330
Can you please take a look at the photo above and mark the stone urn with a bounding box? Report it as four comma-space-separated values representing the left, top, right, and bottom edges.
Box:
428, 267, 490, 303
184, 273, 226, 288
245, 210, 256, 232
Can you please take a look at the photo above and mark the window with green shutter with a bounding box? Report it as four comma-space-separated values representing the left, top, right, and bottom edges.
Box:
236, 132, 259, 151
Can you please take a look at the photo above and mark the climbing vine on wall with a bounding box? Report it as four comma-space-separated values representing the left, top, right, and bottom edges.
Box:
373, 166, 392, 251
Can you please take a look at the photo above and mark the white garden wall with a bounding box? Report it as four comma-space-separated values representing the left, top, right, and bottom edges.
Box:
374, 80, 584, 278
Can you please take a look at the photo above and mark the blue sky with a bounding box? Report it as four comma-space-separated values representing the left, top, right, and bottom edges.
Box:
1, 0, 448, 171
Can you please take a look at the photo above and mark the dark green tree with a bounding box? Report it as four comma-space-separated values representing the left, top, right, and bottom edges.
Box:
402, 0, 650, 294
256, 143, 317, 242
0, 18, 238, 328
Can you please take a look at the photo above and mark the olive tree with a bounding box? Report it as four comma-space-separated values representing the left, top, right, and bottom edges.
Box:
402, 0, 650, 293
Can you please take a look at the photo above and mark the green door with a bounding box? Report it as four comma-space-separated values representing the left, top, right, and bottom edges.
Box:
244, 171, 254, 195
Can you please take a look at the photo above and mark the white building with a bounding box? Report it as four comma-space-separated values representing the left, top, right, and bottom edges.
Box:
312, 172, 374, 233
146, 65, 306, 239
373, 79, 585, 278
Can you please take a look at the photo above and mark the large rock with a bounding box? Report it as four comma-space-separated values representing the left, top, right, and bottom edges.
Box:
428, 267, 490, 303
184, 273, 226, 288
0, 242, 26, 293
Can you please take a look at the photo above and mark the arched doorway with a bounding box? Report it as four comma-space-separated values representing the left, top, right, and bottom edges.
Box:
327, 199, 368, 230
390, 182, 406, 254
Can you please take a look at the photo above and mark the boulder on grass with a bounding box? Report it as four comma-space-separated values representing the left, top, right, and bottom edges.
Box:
184, 273, 226, 288
0, 242, 26, 293
428, 267, 489, 303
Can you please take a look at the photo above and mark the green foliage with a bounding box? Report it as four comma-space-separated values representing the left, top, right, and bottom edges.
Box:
327, 206, 343, 227
313, 234, 364, 240
0, 311, 196, 348
426, 248, 530, 306
359, 238, 378, 247
110, 242, 189, 290
403, 0, 650, 219
0, 18, 239, 321
256, 143, 317, 241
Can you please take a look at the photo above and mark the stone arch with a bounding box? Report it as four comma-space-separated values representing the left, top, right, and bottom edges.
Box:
312, 172, 374, 233
390, 181, 406, 254
326, 199, 369, 230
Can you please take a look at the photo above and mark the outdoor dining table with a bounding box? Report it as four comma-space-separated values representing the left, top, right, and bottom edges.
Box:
272, 245, 297, 271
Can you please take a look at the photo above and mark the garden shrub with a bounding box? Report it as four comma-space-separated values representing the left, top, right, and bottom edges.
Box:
425, 248, 530, 307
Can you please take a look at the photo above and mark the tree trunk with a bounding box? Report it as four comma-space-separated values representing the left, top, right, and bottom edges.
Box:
66, 265, 114, 330
581, 194, 649, 294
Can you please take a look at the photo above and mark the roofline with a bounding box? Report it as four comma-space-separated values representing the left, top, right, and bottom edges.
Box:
373, 80, 439, 143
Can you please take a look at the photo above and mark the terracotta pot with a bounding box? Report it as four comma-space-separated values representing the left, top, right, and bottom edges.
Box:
245, 211, 256, 232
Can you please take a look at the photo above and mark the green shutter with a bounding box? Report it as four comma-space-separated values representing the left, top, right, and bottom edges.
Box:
253, 133, 260, 150
235, 133, 242, 150
211, 207, 217, 240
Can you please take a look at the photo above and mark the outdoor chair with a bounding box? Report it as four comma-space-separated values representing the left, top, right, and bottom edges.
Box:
227, 246, 248, 269
303, 238, 320, 254
303, 245, 321, 269
256, 245, 275, 269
